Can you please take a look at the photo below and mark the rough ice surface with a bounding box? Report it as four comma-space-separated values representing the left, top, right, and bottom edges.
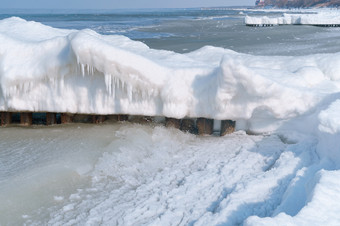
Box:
245, 10, 340, 26
2, 15, 340, 226
245, 169, 340, 226
2, 17, 340, 130
1, 123, 339, 226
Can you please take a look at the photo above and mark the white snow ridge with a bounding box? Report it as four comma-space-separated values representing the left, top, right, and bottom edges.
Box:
1, 16, 340, 124
1, 16, 340, 226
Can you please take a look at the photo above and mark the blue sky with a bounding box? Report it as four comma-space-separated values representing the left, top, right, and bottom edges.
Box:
0, 0, 254, 9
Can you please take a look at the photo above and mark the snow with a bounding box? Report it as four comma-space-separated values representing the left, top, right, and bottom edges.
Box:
245, 10, 340, 26
1, 123, 337, 226
1, 15, 340, 226
246, 170, 340, 226
318, 100, 340, 134
0, 125, 313, 225
2, 17, 340, 127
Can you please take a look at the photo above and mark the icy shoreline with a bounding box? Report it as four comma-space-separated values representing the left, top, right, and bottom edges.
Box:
1, 123, 340, 226
2, 17, 340, 132
2, 15, 340, 226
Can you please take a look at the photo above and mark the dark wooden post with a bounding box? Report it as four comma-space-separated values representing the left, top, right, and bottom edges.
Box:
20, 112, 33, 126
1, 112, 12, 126
61, 113, 73, 124
117, 114, 128, 121
46, 113, 57, 125
180, 118, 197, 134
165, 117, 181, 129
107, 115, 118, 121
220, 120, 235, 136
197, 118, 214, 135
142, 116, 152, 123
129, 116, 153, 124
92, 115, 106, 124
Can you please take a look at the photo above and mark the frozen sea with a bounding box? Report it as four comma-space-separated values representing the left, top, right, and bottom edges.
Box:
2, 7, 340, 226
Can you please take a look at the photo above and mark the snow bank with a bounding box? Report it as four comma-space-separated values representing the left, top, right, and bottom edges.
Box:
245, 11, 340, 26
246, 169, 340, 226
2, 17, 340, 130
318, 100, 340, 134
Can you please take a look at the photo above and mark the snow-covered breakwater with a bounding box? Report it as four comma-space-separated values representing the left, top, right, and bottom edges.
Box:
245, 11, 340, 26
1, 17, 340, 133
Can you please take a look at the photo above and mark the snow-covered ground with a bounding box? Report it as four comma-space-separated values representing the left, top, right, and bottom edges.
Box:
1, 122, 339, 226
1, 14, 340, 225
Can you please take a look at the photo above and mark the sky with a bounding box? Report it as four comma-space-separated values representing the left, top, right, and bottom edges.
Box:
0, 0, 254, 9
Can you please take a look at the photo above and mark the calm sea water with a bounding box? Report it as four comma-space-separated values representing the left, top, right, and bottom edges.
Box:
1, 8, 340, 55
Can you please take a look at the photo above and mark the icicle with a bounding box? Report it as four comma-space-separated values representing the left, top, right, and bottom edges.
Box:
111, 77, 115, 99
112, 76, 117, 98
116, 77, 120, 90
12, 86, 15, 96
81, 63, 85, 77
60, 76, 64, 90
23, 82, 28, 93
121, 80, 125, 92
105, 73, 112, 95
127, 85, 132, 101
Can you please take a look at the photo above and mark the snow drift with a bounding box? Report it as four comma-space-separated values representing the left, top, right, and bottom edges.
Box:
2, 17, 340, 130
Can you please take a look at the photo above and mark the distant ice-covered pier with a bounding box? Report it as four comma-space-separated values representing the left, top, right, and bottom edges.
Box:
246, 23, 340, 27
245, 11, 340, 27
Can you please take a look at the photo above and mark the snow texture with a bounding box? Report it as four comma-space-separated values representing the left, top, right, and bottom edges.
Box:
1, 16, 340, 131
1, 123, 338, 226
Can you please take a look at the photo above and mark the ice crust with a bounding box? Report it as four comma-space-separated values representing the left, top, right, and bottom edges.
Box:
2, 17, 340, 130
245, 11, 340, 25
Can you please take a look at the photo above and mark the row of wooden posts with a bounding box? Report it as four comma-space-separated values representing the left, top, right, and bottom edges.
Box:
247, 24, 340, 27
0, 112, 235, 136
246, 24, 274, 27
